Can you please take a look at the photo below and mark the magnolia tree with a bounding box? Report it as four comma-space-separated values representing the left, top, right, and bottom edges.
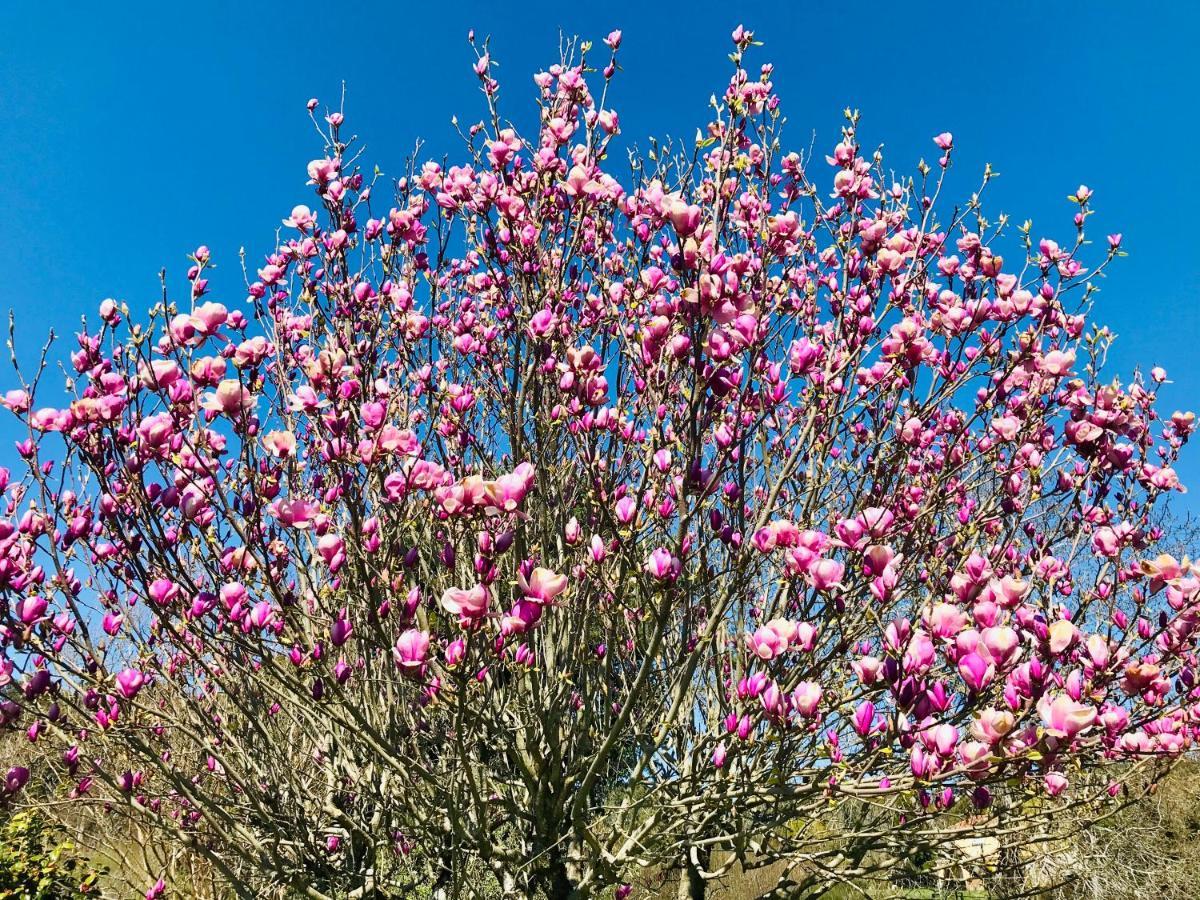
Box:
0, 25, 1197, 900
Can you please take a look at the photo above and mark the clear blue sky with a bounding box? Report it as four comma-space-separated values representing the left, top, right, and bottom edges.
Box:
1, 1, 1197, 505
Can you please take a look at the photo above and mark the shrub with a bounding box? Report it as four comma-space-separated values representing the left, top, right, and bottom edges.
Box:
0, 811, 99, 899
0, 24, 1196, 899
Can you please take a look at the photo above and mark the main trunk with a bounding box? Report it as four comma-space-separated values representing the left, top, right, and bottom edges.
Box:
677, 848, 709, 900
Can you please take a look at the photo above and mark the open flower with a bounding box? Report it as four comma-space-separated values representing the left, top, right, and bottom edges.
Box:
441, 585, 490, 626
201, 379, 255, 416
262, 430, 297, 457
748, 624, 786, 661
1037, 693, 1096, 740
269, 498, 320, 529
518, 567, 568, 604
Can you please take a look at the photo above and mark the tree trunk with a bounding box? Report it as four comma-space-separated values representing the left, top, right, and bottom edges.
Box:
544, 856, 582, 900
431, 838, 455, 900
677, 847, 708, 900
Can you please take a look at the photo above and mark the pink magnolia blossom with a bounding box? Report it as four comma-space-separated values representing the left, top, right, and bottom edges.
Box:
645, 547, 678, 581
518, 567, 568, 604
806, 558, 844, 592
748, 625, 786, 661
269, 498, 320, 529
1048, 619, 1078, 655
318, 534, 346, 571
958, 652, 995, 693
16, 596, 48, 624
792, 682, 823, 717
1043, 772, 1069, 797
200, 379, 255, 415
149, 579, 179, 607
764, 618, 798, 645
851, 701, 877, 738
249, 601, 276, 630
115, 669, 146, 700
1038, 693, 1097, 740
441, 585, 490, 625
393, 629, 431, 675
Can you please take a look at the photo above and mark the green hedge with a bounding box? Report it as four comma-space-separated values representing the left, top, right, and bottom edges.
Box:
0, 811, 102, 899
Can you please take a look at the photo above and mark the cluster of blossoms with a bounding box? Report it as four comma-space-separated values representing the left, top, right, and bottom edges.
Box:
0, 25, 1196, 900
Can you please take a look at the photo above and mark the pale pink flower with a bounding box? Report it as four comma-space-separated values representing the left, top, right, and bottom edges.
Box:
269, 498, 320, 529
792, 681, 823, 717
201, 380, 255, 415
748, 625, 786, 661
441, 585, 490, 624
1038, 693, 1096, 740
263, 430, 297, 457
518, 567, 568, 604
